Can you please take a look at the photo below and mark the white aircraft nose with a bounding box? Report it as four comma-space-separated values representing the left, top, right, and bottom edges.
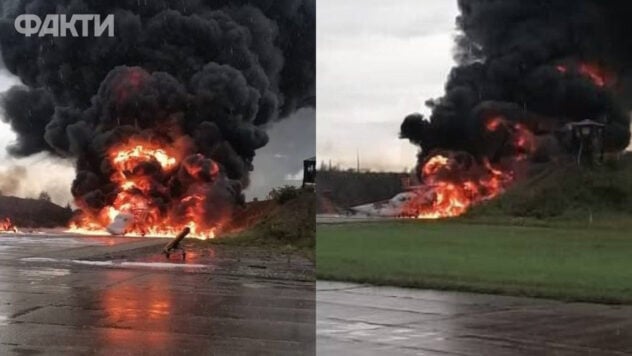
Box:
106, 213, 134, 235
350, 206, 373, 216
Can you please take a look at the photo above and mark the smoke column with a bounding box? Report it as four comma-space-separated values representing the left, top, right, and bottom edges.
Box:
0, 0, 314, 233
401, 0, 632, 162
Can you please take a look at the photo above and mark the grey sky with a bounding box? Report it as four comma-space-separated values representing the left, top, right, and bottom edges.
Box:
0, 67, 76, 206
248, 108, 315, 200
317, 0, 459, 171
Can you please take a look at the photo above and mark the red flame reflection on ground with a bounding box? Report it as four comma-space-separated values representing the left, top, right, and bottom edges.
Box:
68, 139, 219, 239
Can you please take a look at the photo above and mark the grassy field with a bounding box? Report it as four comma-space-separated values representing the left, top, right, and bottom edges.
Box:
317, 221, 632, 303
209, 188, 315, 259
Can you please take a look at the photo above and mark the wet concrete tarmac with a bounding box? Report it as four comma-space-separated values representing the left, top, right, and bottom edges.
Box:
317, 281, 632, 355
0, 233, 315, 355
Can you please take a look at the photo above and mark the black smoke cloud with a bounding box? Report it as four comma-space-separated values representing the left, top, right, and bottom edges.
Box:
401, 0, 632, 161
0, 0, 314, 223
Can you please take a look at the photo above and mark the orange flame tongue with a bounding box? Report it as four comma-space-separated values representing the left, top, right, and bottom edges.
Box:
422, 155, 449, 176
69, 138, 219, 239
556, 62, 609, 87
578, 63, 607, 87
416, 182, 471, 219
112, 145, 177, 171
407, 153, 514, 220
0, 218, 17, 232
405, 115, 533, 219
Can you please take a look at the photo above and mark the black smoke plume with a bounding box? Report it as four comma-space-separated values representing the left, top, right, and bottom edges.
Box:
0, 0, 314, 229
401, 0, 632, 163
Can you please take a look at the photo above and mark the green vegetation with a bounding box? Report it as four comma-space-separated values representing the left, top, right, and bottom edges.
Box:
316, 154, 632, 302
317, 221, 632, 304
211, 187, 315, 259
469, 155, 632, 224
268, 185, 303, 204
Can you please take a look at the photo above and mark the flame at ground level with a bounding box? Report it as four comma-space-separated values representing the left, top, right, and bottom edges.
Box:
402, 115, 534, 219
66, 222, 215, 240
69, 138, 224, 240
404, 154, 514, 219
1, 217, 18, 233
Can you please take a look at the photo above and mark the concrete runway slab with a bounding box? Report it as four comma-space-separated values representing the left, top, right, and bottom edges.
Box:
0, 233, 315, 355
317, 281, 632, 355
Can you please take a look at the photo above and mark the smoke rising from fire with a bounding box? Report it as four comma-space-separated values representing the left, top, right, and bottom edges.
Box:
0, 160, 74, 205
397, 0, 632, 219
401, 0, 632, 161
0, 0, 314, 235
0, 165, 26, 196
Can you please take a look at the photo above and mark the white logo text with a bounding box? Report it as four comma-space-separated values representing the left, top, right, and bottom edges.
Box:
14, 14, 114, 37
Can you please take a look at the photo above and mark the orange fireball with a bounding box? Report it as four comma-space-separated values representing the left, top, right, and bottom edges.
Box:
407, 153, 513, 220
68, 137, 221, 239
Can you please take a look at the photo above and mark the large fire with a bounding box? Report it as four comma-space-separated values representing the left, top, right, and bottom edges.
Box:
68, 138, 221, 239
404, 116, 534, 219
403, 154, 513, 219
403, 62, 615, 220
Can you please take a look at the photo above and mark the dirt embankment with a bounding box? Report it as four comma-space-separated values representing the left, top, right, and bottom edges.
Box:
469, 153, 632, 222
227, 187, 315, 248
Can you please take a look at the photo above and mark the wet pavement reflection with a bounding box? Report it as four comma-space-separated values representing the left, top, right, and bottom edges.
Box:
0, 233, 315, 355
317, 281, 632, 355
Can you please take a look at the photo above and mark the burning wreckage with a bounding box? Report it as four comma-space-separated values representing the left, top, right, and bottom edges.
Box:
0, 217, 17, 233
363, 0, 632, 220
0, 1, 315, 239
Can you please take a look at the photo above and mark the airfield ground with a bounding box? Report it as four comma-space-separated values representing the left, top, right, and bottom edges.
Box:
0, 232, 314, 355
317, 220, 632, 304
317, 281, 632, 355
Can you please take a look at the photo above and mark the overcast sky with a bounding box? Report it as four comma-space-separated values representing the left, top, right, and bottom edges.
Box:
317, 0, 459, 172
248, 109, 315, 200
0, 67, 77, 206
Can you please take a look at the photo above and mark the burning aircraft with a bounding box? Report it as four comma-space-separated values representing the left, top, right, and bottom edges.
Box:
0, 1, 315, 238
399, 0, 632, 219
349, 191, 430, 218
349, 150, 514, 219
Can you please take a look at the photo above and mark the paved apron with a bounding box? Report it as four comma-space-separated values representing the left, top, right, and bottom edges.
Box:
318, 281, 632, 355
0, 233, 315, 355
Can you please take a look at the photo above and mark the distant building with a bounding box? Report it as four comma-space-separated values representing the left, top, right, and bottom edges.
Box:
303, 157, 316, 186
565, 119, 605, 166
